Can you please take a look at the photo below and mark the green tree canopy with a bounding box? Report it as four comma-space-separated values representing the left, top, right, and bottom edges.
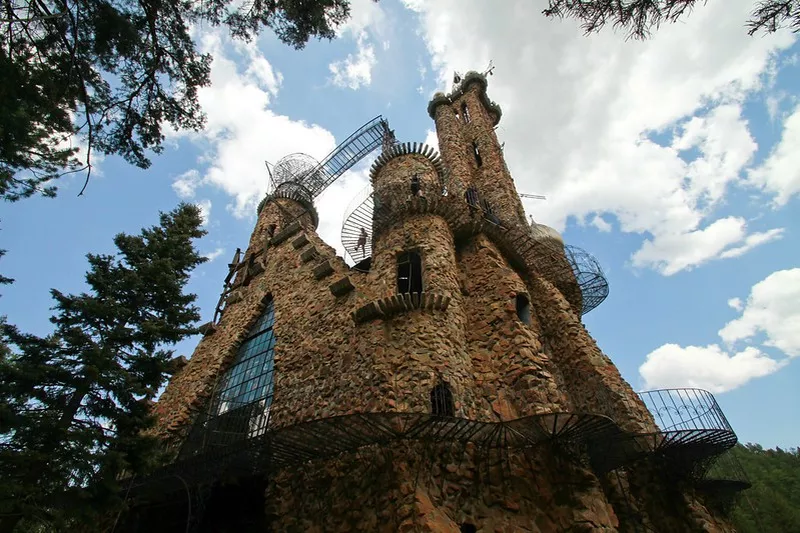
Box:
728, 443, 800, 532
0, 203, 206, 532
0, 0, 352, 201
544, 0, 799, 40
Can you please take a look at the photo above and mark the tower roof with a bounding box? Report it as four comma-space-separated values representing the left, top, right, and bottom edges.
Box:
427, 71, 503, 125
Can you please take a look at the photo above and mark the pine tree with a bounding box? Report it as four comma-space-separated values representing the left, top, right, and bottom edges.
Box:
1, 0, 353, 200
0, 203, 207, 532
543, 0, 799, 40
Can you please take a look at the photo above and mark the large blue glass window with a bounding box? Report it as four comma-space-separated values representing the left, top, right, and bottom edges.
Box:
212, 299, 276, 436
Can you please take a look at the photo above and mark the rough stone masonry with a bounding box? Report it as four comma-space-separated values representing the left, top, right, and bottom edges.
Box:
137, 72, 738, 533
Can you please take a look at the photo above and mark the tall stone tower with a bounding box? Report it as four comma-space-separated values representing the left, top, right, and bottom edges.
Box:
125, 73, 747, 532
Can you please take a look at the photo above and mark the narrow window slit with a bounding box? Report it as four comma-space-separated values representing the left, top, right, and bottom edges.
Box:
516, 293, 531, 325
472, 141, 482, 167
431, 382, 455, 417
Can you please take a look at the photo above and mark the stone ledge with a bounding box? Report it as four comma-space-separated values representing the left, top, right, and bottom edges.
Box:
292, 233, 310, 249
270, 221, 302, 245
300, 246, 319, 263
352, 291, 451, 324
329, 276, 355, 297
225, 290, 243, 306
198, 321, 217, 336
313, 260, 334, 280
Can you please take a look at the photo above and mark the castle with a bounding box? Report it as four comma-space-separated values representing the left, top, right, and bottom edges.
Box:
124, 72, 747, 532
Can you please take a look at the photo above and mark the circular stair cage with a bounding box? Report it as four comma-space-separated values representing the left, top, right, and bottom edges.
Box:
341, 184, 375, 266
636, 388, 738, 473
341, 185, 610, 314
270, 153, 322, 203
563, 245, 609, 315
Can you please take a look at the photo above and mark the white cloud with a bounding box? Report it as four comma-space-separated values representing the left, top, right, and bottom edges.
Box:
748, 103, 800, 206
591, 215, 612, 232
339, 0, 386, 36
169, 31, 336, 218
631, 217, 782, 276
423, 129, 439, 153
329, 34, 377, 90
196, 199, 212, 226
718, 228, 784, 258
328, 0, 386, 91
719, 268, 800, 357
173, 169, 201, 199
639, 344, 784, 393
728, 297, 743, 311
402, 0, 796, 275
203, 247, 226, 262
640, 268, 800, 392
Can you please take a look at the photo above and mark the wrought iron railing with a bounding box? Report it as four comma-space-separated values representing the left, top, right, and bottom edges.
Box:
638, 389, 733, 435
132, 411, 623, 501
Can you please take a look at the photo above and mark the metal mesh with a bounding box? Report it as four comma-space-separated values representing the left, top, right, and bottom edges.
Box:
341, 182, 609, 314
591, 389, 739, 475
131, 412, 620, 501
181, 301, 276, 457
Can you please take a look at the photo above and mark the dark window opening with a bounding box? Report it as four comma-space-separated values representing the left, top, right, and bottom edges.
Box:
472, 141, 482, 167
397, 251, 423, 294
461, 523, 477, 533
516, 293, 531, 325
431, 382, 455, 417
461, 102, 471, 124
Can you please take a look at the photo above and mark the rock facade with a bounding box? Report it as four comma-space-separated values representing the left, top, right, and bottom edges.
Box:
140, 73, 735, 532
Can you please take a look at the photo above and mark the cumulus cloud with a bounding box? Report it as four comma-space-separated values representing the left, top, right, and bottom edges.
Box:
639, 344, 784, 393
748, 103, 800, 206
196, 199, 212, 226
328, 0, 386, 90
591, 216, 612, 232
719, 268, 800, 356
169, 31, 336, 217
631, 217, 783, 275
203, 247, 226, 262
172, 169, 201, 199
329, 34, 377, 90
640, 268, 800, 392
402, 0, 796, 275
728, 297, 743, 311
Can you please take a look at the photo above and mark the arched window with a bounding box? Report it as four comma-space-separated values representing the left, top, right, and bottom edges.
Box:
516, 293, 531, 325
397, 251, 423, 294
211, 298, 276, 439
431, 382, 455, 417
461, 102, 471, 124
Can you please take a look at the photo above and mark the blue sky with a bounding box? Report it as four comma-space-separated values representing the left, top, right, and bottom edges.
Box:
2, 0, 799, 448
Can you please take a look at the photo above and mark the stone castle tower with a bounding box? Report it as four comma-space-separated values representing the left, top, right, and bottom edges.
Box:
125, 72, 747, 532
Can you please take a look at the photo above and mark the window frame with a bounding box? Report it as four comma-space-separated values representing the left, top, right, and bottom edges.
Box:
397, 250, 424, 294
210, 298, 277, 438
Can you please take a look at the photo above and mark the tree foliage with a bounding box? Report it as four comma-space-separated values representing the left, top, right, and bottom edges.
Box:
0, 0, 351, 201
0, 203, 206, 531
727, 443, 800, 532
543, 0, 800, 40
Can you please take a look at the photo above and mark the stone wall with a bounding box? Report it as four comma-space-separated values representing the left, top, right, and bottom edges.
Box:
267, 442, 620, 533
458, 234, 570, 419
527, 274, 656, 434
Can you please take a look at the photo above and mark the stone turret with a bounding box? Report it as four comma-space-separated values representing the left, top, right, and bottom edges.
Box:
428, 72, 528, 229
